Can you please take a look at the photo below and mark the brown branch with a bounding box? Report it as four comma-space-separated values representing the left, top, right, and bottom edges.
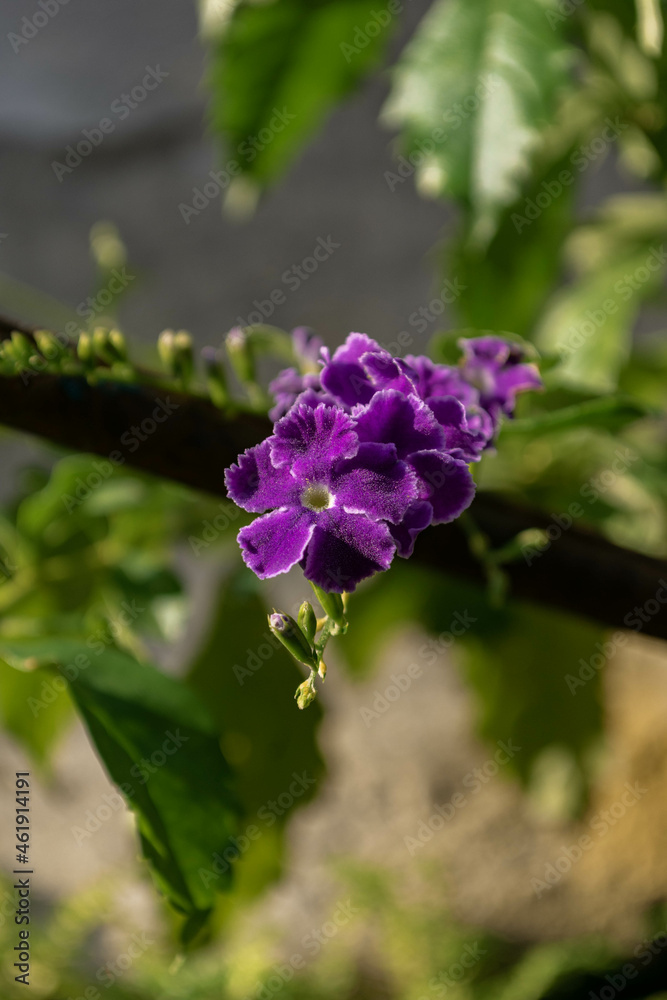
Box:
0, 315, 665, 640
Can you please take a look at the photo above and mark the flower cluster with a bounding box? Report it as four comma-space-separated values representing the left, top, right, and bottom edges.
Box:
225, 331, 541, 593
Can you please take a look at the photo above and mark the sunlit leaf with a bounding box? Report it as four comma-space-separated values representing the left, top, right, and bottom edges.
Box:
383, 0, 573, 242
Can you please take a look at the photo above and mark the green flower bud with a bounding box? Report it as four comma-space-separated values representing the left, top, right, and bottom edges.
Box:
108, 329, 128, 362
173, 330, 194, 387
268, 612, 317, 669
298, 601, 317, 643
294, 672, 317, 711
34, 329, 67, 363
77, 332, 94, 365
10, 332, 33, 365
225, 327, 255, 386
201, 346, 228, 408
92, 327, 120, 365
158, 329, 176, 373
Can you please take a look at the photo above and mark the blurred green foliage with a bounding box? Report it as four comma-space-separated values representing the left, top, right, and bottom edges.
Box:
1, 0, 667, 992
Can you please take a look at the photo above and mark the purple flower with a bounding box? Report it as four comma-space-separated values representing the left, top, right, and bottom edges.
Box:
320, 333, 416, 408
353, 390, 476, 555
225, 403, 419, 592
292, 326, 324, 366
268, 327, 327, 420
426, 396, 490, 462
268, 368, 323, 421
459, 336, 542, 419
404, 354, 478, 409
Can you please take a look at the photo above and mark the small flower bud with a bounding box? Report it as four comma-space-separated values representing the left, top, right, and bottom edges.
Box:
268, 612, 317, 669
297, 601, 317, 643
294, 672, 317, 710
173, 330, 194, 386
225, 327, 255, 386
92, 327, 120, 365
10, 332, 33, 365
108, 329, 128, 361
77, 331, 94, 365
201, 346, 228, 408
158, 329, 176, 373
34, 329, 67, 362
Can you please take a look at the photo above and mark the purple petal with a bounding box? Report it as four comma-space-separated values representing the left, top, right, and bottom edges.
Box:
292, 326, 324, 364
427, 396, 490, 462
268, 368, 322, 421
300, 508, 395, 592
493, 364, 543, 414
390, 500, 433, 558
361, 353, 418, 395
292, 387, 339, 410
238, 507, 315, 579
333, 442, 418, 524
458, 336, 542, 417
320, 333, 383, 407
224, 439, 298, 513
409, 451, 476, 524
270, 402, 358, 478
353, 389, 445, 459
404, 354, 479, 407
333, 332, 383, 364
320, 359, 375, 407
459, 335, 511, 366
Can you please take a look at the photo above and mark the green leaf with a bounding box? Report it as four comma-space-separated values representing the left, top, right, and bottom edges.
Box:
500, 395, 655, 435
535, 247, 667, 393
448, 152, 577, 336
459, 601, 605, 807
0, 637, 239, 924
187, 568, 324, 900
207, 0, 397, 189
0, 658, 73, 769
383, 0, 572, 242
414, 572, 605, 808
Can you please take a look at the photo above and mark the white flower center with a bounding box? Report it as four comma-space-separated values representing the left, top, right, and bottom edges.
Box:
300, 483, 334, 512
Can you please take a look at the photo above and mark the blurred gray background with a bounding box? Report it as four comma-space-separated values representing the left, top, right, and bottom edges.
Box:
0, 0, 449, 354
